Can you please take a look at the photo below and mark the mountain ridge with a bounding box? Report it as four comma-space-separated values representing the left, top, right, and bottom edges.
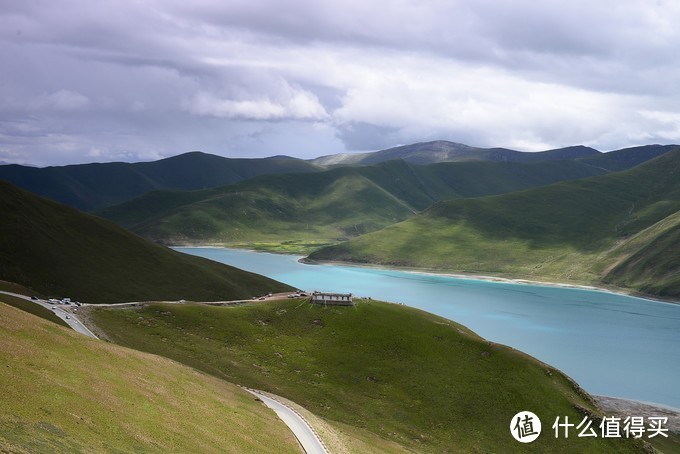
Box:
308, 147, 680, 298
0, 151, 320, 211
98, 158, 612, 246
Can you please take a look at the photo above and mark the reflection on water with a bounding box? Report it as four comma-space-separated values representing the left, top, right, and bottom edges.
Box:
177, 247, 680, 408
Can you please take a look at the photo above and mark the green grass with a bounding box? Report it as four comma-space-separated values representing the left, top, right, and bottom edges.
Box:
310, 148, 680, 298
99, 158, 610, 245
91, 299, 650, 453
602, 211, 680, 298
226, 239, 341, 255
0, 181, 293, 303
0, 302, 299, 453
0, 293, 68, 328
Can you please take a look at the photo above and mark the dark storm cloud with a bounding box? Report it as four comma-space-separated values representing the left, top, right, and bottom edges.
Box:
0, 0, 679, 165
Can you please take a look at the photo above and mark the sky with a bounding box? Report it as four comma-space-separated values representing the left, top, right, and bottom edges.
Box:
1, 0, 680, 166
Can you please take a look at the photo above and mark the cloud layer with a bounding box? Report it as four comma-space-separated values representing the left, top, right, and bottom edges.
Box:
1, 0, 679, 165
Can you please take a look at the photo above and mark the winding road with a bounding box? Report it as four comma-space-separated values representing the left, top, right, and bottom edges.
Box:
243, 388, 329, 454
0, 290, 329, 453
0, 290, 97, 338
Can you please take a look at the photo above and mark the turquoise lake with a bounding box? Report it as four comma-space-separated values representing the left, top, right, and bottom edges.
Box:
177, 247, 680, 409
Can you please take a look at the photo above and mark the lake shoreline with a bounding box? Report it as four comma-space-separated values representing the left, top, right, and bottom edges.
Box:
175, 246, 680, 410
171, 244, 679, 305
299, 256, 680, 306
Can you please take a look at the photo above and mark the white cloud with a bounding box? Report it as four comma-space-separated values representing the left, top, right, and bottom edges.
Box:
185, 83, 328, 121
1, 0, 680, 165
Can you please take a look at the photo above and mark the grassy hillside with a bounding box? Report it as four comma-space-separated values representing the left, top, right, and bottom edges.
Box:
577, 144, 677, 172
0, 302, 299, 453
0, 180, 292, 303
0, 292, 68, 327
90, 299, 649, 453
602, 211, 680, 298
0, 152, 319, 211
309, 148, 680, 297
99, 159, 608, 249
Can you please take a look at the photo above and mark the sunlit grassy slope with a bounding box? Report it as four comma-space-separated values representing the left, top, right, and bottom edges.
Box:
99, 159, 608, 245
309, 148, 680, 298
0, 302, 299, 453
91, 299, 649, 453
0, 181, 292, 303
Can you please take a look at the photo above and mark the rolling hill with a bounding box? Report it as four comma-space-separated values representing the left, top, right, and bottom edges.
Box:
601, 210, 680, 298
90, 298, 650, 453
0, 152, 320, 211
308, 148, 680, 298
0, 180, 292, 303
98, 158, 611, 248
0, 301, 299, 453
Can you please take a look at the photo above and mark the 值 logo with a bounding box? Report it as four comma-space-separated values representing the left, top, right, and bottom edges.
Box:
510, 411, 542, 443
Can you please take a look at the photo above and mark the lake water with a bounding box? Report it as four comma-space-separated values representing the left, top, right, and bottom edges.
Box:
177, 247, 680, 409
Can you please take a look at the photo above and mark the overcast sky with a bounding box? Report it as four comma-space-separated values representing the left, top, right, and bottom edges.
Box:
1, 0, 680, 166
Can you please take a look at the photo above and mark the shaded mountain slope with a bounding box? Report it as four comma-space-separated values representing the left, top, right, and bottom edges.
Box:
0, 152, 319, 211
0, 180, 291, 303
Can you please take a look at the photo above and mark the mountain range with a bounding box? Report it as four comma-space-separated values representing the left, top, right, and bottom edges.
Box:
97, 158, 611, 245
309, 148, 680, 298
0, 152, 319, 211
1, 140, 678, 299
310, 140, 676, 167
1, 141, 676, 213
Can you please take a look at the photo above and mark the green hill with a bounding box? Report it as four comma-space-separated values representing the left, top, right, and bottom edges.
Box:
0, 302, 299, 453
0, 180, 292, 303
309, 148, 680, 298
601, 211, 680, 298
98, 158, 609, 249
0, 152, 320, 211
90, 298, 649, 453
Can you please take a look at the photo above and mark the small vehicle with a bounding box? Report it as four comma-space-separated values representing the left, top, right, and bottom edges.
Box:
31, 296, 38, 300
51, 306, 57, 309
65, 315, 71, 319
258, 297, 266, 300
